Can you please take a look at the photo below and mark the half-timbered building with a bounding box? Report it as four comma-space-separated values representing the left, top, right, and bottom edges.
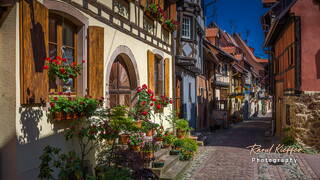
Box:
174, 0, 205, 128
262, 0, 320, 150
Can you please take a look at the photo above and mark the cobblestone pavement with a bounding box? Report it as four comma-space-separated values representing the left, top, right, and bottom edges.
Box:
181, 116, 320, 180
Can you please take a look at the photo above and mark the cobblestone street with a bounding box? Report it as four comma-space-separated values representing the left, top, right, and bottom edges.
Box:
181, 115, 320, 180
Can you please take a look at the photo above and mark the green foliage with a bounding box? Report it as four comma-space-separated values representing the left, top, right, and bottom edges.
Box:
49, 96, 99, 117
281, 136, 296, 146
284, 143, 319, 155
176, 119, 192, 131
107, 106, 134, 134
128, 134, 144, 146
163, 133, 176, 145
96, 166, 132, 180
142, 120, 159, 132
180, 138, 198, 153
39, 146, 94, 180
173, 139, 184, 148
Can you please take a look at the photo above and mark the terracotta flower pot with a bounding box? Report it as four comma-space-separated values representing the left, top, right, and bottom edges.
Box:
54, 112, 63, 121
144, 152, 154, 159
163, 144, 170, 148
146, 130, 154, 136
177, 130, 186, 139
134, 120, 142, 128
131, 145, 141, 152
120, 134, 130, 144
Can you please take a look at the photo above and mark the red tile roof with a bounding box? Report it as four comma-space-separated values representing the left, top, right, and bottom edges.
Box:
206, 28, 219, 37
257, 58, 268, 63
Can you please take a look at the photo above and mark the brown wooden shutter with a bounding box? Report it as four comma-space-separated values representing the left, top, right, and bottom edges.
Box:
159, 0, 164, 9
88, 26, 104, 99
20, 0, 49, 104
147, 50, 155, 91
140, 0, 147, 8
170, 3, 176, 21
164, 58, 170, 97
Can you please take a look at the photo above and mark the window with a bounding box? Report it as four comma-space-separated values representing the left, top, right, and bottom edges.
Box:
113, 0, 129, 19
188, 83, 192, 102
49, 14, 78, 93
154, 56, 163, 96
143, 16, 154, 35
182, 16, 191, 39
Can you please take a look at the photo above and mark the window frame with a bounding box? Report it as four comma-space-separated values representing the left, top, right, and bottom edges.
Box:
48, 13, 79, 95
154, 55, 164, 97
112, 0, 130, 20
181, 16, 192, 39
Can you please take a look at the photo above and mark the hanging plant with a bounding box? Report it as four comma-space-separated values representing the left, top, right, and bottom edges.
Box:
43, 56, 85, 83
145, 2, 163, 21
162, 18, 179, 32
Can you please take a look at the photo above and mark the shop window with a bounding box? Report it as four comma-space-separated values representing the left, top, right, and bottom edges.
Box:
49, 14, 78, 93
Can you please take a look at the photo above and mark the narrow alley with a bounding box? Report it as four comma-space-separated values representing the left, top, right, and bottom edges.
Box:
182, 114, 320, 180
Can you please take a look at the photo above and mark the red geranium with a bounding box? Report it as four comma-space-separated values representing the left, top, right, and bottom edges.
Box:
156, 104, 161, 109
141, 111, 148, 116
43, 65, 49, 70
142, 84, 148, 89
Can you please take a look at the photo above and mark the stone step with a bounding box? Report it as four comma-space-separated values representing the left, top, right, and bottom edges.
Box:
154, 148, 170, 159
197, 141, 204, 146
152, 154, 179, 177
160, 159, 191, 180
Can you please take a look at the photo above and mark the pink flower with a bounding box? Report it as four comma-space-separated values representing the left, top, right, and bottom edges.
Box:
58, 92, 63, 95
82, 60, 86, 63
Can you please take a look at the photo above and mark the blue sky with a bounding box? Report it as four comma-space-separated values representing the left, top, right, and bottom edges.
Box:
204, 0, 268, 58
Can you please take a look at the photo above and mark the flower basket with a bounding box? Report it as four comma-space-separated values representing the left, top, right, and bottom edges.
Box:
162, 23, 173, 32
131, 145, 141, 152
152, 160, 165, 168
120, 134, 130, 144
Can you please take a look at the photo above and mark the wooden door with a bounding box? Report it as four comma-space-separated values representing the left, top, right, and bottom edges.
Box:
109, 57, 132, 107
175, 78, 182, 117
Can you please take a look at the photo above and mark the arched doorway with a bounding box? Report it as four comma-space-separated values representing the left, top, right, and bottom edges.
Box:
109, 54, 137, 107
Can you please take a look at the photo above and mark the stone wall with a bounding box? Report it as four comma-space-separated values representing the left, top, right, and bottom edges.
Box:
289, 93, 320, 150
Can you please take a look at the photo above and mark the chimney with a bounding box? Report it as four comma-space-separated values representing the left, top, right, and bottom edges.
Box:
206, 28, 219, 45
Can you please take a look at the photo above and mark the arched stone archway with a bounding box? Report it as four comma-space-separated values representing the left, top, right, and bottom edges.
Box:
106, 45, 140, 107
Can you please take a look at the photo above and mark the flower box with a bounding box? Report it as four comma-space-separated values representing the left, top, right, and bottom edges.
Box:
154, 137, 163, 142
53, 112, 81, 121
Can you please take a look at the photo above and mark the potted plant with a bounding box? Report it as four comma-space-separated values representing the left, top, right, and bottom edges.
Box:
142, 142, 154, 159
162, 19, 179, 32
144, 2, 163, 21
128, 134, 144, 152
163, 133, 175, 148
176, 119, 191, 138
43, 56, 84, 83
142, 121, 159, 136
152, 160, 165, 168
153, 95, 173, 113
130, 84, 154, 121
179, 138, 198, 161
173, 138, 184, 151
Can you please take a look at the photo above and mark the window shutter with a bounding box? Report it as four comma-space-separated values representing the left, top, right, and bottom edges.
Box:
20, 0, 49, 104
140, 0, 147, 8
159, 0, 164, 9
170, 3, 176, 21
164, 58, 170, 97
147, 50, 155, 91
88, 26, 104, 99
